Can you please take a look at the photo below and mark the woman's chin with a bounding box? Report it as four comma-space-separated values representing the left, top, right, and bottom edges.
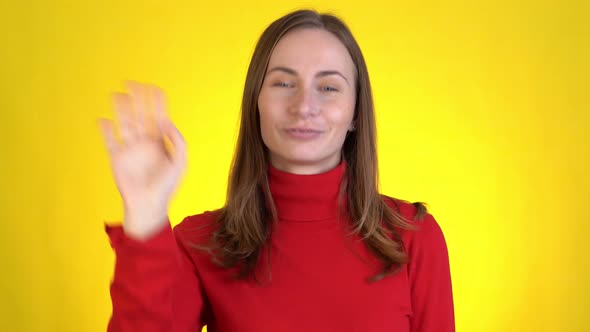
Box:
271, 153, 340, 173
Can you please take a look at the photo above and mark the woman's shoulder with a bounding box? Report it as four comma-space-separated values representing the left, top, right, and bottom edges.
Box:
172, 209, 221, 245
381, 195, 429, 222
381, 195, 447, 248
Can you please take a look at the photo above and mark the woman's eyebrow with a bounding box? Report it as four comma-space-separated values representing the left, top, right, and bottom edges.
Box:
316, 70, 349, 84
266, 66, 350, 85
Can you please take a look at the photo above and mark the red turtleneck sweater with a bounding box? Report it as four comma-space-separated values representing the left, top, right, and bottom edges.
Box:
105, 162, 454, 332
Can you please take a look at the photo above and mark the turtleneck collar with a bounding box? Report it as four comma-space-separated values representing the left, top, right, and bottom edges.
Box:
267, 160, 348, 222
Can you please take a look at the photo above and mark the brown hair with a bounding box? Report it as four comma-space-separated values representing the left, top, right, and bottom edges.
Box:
203, 9, 427, 282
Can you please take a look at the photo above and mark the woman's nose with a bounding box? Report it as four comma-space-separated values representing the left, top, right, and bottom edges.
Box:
289, 87, 318, 118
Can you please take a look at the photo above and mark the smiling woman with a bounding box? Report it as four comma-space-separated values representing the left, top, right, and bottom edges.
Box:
258, 28, 357, 174
100, 9, 454, 332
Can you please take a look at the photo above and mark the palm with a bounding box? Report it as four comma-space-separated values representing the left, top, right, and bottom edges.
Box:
111, 138, 174, 205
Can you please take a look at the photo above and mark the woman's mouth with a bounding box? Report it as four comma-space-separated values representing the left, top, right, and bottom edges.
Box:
284, 128, 323, 140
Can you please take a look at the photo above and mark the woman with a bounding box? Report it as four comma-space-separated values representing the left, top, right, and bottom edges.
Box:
100, 9, 454, 332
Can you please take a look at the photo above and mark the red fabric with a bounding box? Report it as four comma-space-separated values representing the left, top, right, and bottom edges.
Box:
106, 161, 454, 331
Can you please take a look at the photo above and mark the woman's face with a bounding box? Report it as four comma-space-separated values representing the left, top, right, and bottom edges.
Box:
258, 28, 356, 175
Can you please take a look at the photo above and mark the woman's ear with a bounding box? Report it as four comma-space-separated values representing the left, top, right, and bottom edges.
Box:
348, 121, 356, 132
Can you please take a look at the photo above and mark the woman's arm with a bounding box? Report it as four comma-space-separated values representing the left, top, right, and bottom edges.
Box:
106, 221, 206, 332
406, 213, 455, 332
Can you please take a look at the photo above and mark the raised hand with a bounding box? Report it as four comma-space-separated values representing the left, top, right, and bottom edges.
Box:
99, 81, 187, 240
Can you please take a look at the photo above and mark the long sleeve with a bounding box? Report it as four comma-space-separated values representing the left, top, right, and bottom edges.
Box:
406, 213, 455, 332
105, 221, 206, 332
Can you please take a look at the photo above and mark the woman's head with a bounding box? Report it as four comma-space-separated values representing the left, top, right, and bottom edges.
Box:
258, 28, 356, 174
235, 9, 377, 175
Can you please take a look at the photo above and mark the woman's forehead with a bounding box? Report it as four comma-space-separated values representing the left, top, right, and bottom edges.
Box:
267, 28, 355, 76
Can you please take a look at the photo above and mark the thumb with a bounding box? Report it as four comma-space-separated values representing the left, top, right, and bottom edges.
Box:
161, 119, 187, 171
98, 118, 118, 155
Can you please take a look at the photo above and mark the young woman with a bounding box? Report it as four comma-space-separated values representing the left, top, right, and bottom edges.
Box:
100, 9, 454, 332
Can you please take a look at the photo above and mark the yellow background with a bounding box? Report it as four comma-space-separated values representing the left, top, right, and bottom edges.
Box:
1, 0, 588, 331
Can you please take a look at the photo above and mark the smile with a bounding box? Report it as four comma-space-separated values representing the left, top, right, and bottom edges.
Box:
284, 128, 323, 139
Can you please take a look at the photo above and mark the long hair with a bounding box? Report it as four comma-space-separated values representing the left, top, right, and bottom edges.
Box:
203, 9, 427, 282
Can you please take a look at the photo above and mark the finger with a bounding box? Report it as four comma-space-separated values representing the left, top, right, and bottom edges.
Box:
126, 80, 148, 137
98, 118, 119, 155
162, 119, 187, 171
144, 84, 158, 137
151, 85, 169, 137
141, 83, 163, 138
113, 92, 137, 144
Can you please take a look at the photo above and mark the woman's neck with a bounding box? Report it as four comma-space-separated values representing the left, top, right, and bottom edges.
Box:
267, 159, 348, 222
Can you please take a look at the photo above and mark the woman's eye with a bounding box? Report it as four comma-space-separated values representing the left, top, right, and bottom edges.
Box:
272, 81, 291, 88
320, 86, 339, 92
